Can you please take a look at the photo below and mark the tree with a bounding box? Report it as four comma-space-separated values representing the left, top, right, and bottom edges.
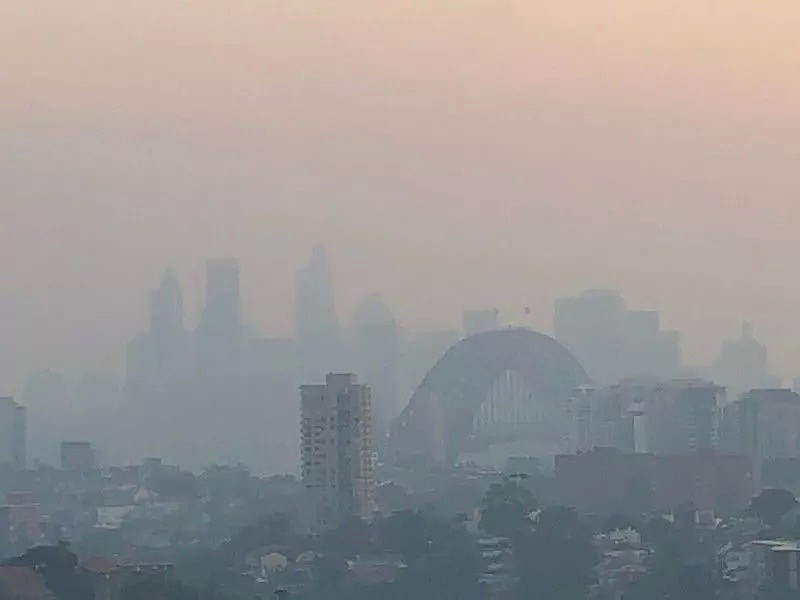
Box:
478, 478, 537, 537
514, 506, 596, 600
750, 488, 798, 531
309, 554, 349, 600
378, 508, 485, 600
8, 542, 94, 600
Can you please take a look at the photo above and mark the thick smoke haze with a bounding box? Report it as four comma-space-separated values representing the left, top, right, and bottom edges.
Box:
4, 0, 800, 392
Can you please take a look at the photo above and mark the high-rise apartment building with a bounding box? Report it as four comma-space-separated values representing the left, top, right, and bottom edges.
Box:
301, 374, 374, 531
0, 398, 26, 470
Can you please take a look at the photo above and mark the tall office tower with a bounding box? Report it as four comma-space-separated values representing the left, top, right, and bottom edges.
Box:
196, 258, 243, 372
295, 245, 342, 379
555, 290, 681, 385
0, 398, 26, 470
150, 267, 184, 340
200, 258, 241, 339
353, 295, 399, 436
463, 309, 501, 337
125, 267, 194, 464
555, 289, 627, 384
713, 323, 779, 399
623, 310, 681, 379
301, 374, 374, 531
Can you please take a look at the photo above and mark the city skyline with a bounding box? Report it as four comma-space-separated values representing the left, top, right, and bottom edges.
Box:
6, 2, 800, 394
0, 244, 795, 395
5, 3, 800, 598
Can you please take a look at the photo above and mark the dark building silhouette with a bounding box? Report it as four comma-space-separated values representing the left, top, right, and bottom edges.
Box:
556, 448, 756, 515
125, 267, 194, 463
0, 398, 26, 470
712, 322, 780, 399
722, 388, 800, 460
197, 258, 243, 369
353, 294, 399, 438
295, 245, 343, 380
554, 289, 681, 385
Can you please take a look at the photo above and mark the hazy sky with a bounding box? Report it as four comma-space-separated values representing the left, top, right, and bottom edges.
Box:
3, 1, 800, 392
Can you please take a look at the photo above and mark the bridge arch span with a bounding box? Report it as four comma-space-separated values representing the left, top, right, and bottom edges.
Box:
389, 328, 590, 463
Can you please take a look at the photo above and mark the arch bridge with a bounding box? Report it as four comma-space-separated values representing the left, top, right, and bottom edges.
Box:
389, 328, 590, 463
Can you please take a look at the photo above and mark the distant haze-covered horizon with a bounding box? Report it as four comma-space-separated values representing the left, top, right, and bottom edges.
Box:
4, 1, 800, 392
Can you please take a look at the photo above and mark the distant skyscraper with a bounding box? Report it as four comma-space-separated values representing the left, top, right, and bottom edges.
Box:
296, 245, 336, 337
301, 374, 374, 531
196, 258, 243, 372
60, 441, 95, 472
295, 245, 342, 379
713, 323, 779, 399
150, 267, 184, 339
200, 258, 241, 339
0, 397, 26, 470
353, 294, 399, 435
555, 289, 627, 384
126, 267, 194, 464
623, 310, 681, 379
463, 309, 501, 337
554, 289, 680, 384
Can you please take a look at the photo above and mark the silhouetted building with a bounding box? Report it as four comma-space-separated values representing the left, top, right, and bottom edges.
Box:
555, 289, 626, 384
201, 258, 241, 337
713, 323, 779, 400
0, 398, 25, 471
295, 245, 342, 380
398, 328, 460, 410
125, 268, 194, 465
623, 310, 681, 380
353, 294, 399, 436
150, 267, 184, 338
60, 442, 95, 472
566, 378, 725, 456
0, 398, 25, 470
301, 374, 374, 530
556, 448, 756, 514
722, 389, 800, 460
197, 258, 243, 369
554, 289, 680, 384
463, 309, 500, 337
